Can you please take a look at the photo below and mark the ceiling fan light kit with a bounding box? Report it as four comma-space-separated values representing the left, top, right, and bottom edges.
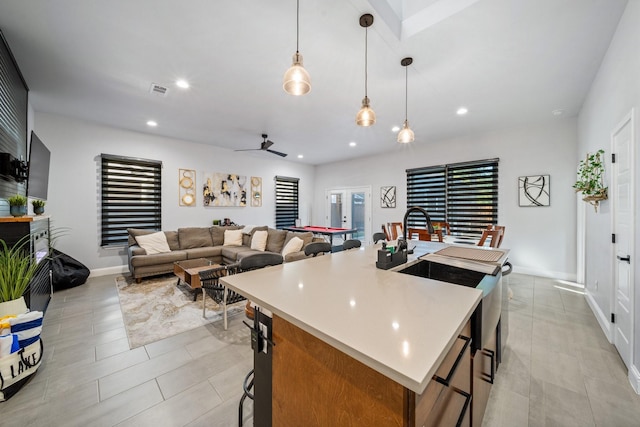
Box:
356, 13, 375, 127
283, 0, 311, 96
397, 56, 415, 143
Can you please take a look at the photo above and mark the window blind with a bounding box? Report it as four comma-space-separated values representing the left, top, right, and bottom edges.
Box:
275, 176, 299, 229
406, 159, 499, 236
100, 154, 162, 247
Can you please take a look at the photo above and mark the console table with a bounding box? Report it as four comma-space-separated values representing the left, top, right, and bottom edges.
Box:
0, 215, 52, 313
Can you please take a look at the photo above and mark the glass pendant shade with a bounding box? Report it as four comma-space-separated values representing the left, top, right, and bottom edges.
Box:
283, 52, 311, 96
397, 120, 414, 143
356, 96, 376, 126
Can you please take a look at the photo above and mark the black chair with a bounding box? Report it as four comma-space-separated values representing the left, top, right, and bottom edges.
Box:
342, 239, 362, 250
372, 232, 386, 244
235, 253, 283, 427
304, 241, 332, 257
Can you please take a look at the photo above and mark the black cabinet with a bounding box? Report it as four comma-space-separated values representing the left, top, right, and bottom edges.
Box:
0, 216, 52, 313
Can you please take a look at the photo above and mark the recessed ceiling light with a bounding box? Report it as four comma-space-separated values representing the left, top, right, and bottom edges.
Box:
552, 109, 564, 116
146, 120, 158, 127
391, 126, 400, 132
456, 107, 468, 115
349, 142, 357, 147
176, 79, 190, 89
297, 154, 304, 159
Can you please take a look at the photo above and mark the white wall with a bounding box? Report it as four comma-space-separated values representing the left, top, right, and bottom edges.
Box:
34, 112, 315, 273
577, 0, 640, 385
314, 119, 578, 280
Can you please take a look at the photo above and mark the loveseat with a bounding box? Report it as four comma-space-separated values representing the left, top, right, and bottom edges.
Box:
127, 225, 320, 282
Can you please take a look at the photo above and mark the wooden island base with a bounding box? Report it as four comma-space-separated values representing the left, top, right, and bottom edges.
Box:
271, 315, 473, 427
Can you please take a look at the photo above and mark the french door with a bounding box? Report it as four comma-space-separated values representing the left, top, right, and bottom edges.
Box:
326, 186, 371, 244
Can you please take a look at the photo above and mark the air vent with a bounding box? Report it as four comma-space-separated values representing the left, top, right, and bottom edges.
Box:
149, 83, 168, 97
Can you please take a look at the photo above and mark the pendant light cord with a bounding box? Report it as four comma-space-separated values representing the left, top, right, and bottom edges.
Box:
404, 64, 408, 120
364, 25, 368, 98
296, 0, 300, 54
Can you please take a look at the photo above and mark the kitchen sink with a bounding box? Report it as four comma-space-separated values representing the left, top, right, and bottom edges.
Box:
395, 259, 502, 352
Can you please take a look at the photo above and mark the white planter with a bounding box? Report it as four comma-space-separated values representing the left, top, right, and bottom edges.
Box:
0, 297, 28, 317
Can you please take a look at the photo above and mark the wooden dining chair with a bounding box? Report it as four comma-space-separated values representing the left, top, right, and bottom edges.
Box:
408, 228, 443, 242
477, 228, 503, 248
432, 221, 451, 236
386, 222, 403, 240
487, 225, 505, 247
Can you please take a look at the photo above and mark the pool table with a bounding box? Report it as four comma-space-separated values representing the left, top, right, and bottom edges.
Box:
283, 225, 357, 252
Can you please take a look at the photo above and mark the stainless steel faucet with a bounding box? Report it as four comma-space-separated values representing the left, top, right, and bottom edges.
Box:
402, 206, 434, 242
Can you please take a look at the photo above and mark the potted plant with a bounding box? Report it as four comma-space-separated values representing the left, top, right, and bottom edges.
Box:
573, 149, 608, 212
0, 236, 37, 316
32, 199, 46, 215
7, 194, 27, 217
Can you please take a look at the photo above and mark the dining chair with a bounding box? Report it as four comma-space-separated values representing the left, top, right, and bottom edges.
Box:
342, 239, 362, 250
477, 228, 503, 248
304, 241, 332, 257
372, 232, 387, 244
408, 228, 443, 242
432, 221, 451, 236
487, 225, 505, 247
386, 222, 403, 240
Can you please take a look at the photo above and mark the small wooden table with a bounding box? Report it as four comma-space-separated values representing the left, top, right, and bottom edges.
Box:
173, 258, 220, 300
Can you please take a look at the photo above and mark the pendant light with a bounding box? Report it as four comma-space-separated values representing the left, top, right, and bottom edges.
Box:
397, 57, 415, 143
356, 14, 375, 126
283, 0, 311, 96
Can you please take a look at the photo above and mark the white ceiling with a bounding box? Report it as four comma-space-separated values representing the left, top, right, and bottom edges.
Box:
0, 0, 628, 165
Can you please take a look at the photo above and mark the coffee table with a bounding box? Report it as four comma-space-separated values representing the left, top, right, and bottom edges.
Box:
174, 258, 221, 301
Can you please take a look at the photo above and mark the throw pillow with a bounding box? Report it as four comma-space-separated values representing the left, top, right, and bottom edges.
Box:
224, 229, 243, 246
251, 230, 268, 251
281, 236, 304, 257
135, 231, 171, 255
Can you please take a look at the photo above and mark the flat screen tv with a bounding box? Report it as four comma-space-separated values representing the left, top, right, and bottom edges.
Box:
27, 131, 50, 200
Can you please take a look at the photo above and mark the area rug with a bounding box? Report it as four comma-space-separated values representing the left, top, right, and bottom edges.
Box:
115, 274, 244, 349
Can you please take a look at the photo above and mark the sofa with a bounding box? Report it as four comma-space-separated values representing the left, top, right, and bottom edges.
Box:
127, 225, 321, 282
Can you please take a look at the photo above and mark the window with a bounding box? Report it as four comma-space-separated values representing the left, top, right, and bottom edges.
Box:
275, 176, 299, 229
101, 154, 162, 247
406, 158, 499, 236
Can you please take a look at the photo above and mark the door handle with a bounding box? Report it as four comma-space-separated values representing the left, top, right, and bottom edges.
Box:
617, 255, 631, 263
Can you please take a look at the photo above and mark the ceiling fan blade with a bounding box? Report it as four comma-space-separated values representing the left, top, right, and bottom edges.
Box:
266, 149, 288, 157
234, 148, 261, 152
262, 140, 274, 150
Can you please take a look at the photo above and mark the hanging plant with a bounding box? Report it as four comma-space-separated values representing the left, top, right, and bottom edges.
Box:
573, 149, 608, 211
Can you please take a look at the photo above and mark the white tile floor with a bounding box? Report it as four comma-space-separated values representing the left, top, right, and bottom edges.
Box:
1, 273, 638, 426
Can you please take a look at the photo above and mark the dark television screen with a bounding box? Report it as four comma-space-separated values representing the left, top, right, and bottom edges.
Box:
27, 131, 50, 200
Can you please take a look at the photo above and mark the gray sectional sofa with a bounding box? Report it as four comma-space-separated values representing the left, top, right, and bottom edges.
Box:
127, 225, 320, 282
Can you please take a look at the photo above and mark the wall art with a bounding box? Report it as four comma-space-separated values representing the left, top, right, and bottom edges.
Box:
178, 169, 196, 206
250, 176, 262, 207
519, 175, 550, 207
380, 186, 396, 208
203, 172, 247, 207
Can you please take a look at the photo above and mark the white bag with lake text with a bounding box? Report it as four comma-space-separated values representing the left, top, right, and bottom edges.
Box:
0, 338, 43, 401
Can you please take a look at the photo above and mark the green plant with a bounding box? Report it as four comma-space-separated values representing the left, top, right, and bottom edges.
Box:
573, 149, 608, 211
7, 194, 27, 207
31, 199, 46, 208
0, 236, 38, 303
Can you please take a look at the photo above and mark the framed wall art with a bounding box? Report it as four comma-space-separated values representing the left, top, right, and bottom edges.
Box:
203, 172, 247, 207
518, 175, 550, 207
380, 186, 396, 208
179, 169, 196, 206
250, 176, 262, 207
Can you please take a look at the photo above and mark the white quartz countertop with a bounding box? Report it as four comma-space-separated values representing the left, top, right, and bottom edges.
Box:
221, 242, 484, 394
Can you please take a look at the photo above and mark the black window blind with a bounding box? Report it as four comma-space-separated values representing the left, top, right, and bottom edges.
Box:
406, 159, 499, 236
275, 176, 299, 229
101, 154, 162, 247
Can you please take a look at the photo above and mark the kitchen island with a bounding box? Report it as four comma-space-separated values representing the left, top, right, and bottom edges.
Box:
222, 241, 506, 426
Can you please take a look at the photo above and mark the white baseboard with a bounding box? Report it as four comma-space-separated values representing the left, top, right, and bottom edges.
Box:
630, 365, 640, 394
585, 289, 612, 342
511, 265, 577, 282
89, 265, 129, 278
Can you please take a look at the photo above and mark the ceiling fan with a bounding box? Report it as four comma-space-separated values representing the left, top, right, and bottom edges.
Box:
235, 134, 288, 157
